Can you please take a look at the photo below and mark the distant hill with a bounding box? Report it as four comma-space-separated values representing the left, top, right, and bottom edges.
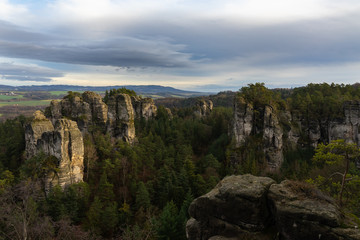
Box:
0, 85, 212, 98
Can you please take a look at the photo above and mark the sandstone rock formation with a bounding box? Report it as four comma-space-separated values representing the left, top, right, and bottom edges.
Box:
107, 93, 136, 143
131, 96, 157, 120
231, 98, 360, 171
46, 91, 156, 143
195, 99, 213, 117
187, 174, 360, 240
232, 97, 283, 171
25, 111, 84, 189
25, 90, 157, 190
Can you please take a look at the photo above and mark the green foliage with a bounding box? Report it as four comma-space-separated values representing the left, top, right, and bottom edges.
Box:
103, 88, 137, 103
289, 83, 360, 121
64, 91, 82, 102
238, 82, 284, 110
310, 139, 360, 206
20, 152, 59, 182
135, 181, 151, 210
0, 116, 26, 173
156, 201, 183, 240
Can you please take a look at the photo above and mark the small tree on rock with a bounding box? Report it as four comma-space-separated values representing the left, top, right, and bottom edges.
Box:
313, 139, 360, 205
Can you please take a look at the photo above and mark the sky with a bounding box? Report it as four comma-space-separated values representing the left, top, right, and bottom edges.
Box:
0, 0, 360, 92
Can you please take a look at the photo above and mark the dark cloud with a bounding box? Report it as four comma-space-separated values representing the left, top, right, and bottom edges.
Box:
0, 20, 194, 68
0, 62, 63, 82
114, 13, 360, 66
1, 11, 360, 76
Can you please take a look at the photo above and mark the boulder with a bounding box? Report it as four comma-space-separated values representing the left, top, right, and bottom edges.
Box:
268, 180, 342, 240
187, 174, 276, 240
187, 174, 360, 240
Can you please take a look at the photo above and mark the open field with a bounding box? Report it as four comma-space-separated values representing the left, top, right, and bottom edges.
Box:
49, 91, 69, 96
0, 94, 24, 101
0, 100, 52, 107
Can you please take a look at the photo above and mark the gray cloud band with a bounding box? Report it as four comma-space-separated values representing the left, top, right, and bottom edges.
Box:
0, 62, 63, 82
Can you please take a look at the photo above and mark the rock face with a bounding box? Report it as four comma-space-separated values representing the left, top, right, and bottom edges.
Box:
107, 94, 136, 143
25, 111, 84, 189
232, 97, 283, 171
231, 98, 360, 171
195, 99, 213, 117
187, 174, 360, 240
46, 91, 156, 143
131, 96, 157, 120
25, 90, 157, 189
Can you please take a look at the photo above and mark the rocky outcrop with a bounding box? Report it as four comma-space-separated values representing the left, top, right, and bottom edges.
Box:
187, 175, 276, 240
232, 97, 283, 171
131, 96, 157, 120
25, 110, 55, 159
25, 111, 84, 189
46, 91, 156, 143
231, 99, 360, 171
233, 97, 253, 145
82, 91, 108, 127
187, 174, 360, 240
107, 94, 136, 143
25, 90, 157, 190
195, 99, 213, 117
263, 105, 283, 170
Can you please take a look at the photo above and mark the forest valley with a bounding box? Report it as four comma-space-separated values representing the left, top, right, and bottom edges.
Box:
0, 83, 360, 239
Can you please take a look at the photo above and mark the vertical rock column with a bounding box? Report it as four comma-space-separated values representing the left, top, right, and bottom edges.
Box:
53, 119, 84, 187
107, 93, 136, 143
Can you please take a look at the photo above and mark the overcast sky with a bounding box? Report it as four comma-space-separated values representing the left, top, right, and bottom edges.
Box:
0, 0, 360, 91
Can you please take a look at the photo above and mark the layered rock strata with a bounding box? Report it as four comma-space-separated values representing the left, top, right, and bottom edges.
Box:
187, 174, 360, 240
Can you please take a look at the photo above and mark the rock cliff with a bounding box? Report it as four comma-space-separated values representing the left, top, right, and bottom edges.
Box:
25, 91, 157, 189
107, 93, 136, 143
187, 174, 360, 240
231, 98, 360, 171
195, 99, 213, 117
25, 111, 84, 189
46, 91, 156, 143
131, 96, 157, 120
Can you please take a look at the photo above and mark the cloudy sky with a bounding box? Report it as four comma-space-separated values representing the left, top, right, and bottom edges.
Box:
0, 0, 360, 91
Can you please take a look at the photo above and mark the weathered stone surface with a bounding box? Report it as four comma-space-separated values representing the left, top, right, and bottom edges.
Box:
188, 174, 276, 240
268, 180, 342, 240
107, 94, 136, 143
187, 174, 360, 240
82, 91, 108, 127
231, 99, 360, 171
232, 97, 283, 171
263, 105, 283, 171
195, 99, 213, 117
131, 96, 157, 120
25, 115, 84, 189
232, 97, 253, 146
47, 91, 151, 142
25, 111, 55, 159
